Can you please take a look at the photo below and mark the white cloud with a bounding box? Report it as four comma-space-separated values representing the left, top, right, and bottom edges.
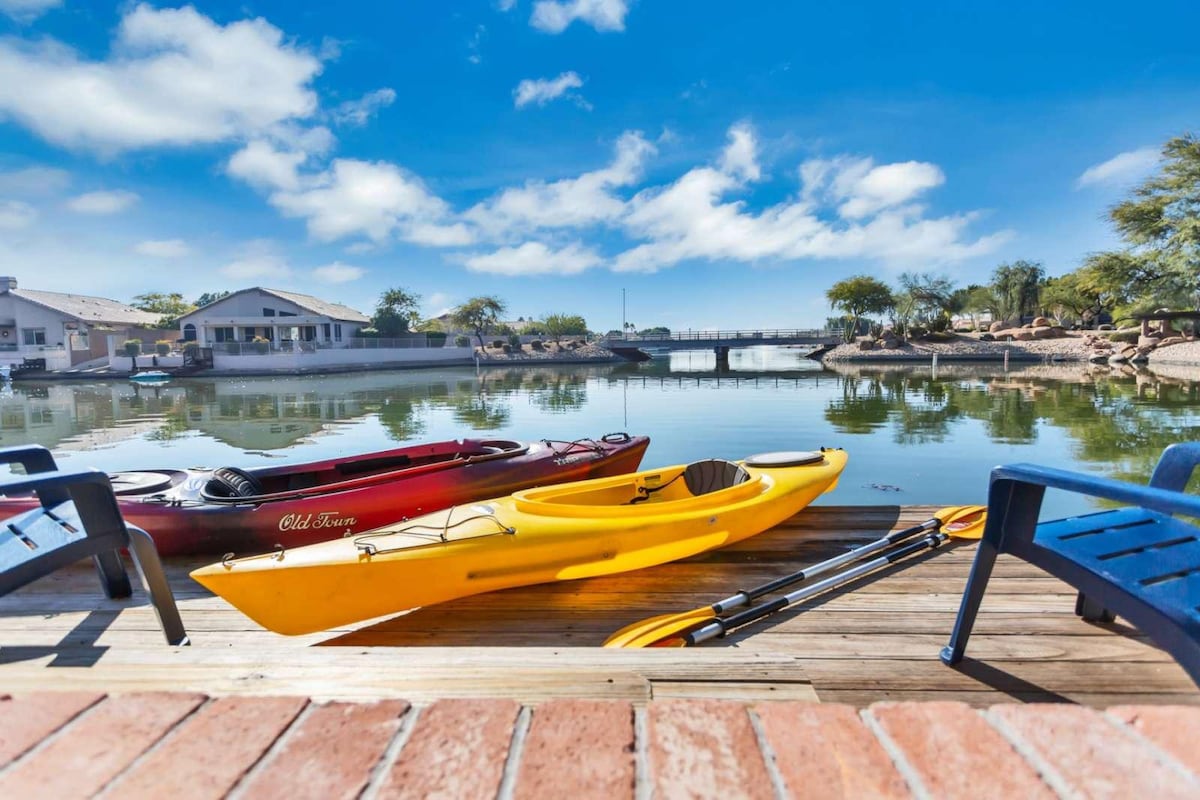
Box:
1077, 146, 1159, 188
461, 241, 602, 275
467, 24, 486, 65
227, 141, 307, 192
66, 189, 139, 214
718, 123, 760, 182
268, 159, 458, 244
609, 130, 1005, 273
0, 4, 322, 153
530, 0, 629, 33
134, 239, 190, 258
513, 71, 586, 108
466, 131, 653, 235
0, 0, 60, 24
313, 262, 364, 283
497, 0, 518, 11
0, 200, 36, 229
0, 166, 70, 194
332, 88, 396, 127
221, 241, 292, 281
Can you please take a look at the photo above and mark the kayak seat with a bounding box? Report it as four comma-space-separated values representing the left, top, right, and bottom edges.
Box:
204, 467, 265, 499
682, 459, 752, 496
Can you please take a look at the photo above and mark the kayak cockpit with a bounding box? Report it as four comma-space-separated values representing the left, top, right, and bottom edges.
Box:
196, 439, 529, 503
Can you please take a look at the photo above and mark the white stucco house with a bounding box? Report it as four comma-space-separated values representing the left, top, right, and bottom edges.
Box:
176, 287, 371, 350
0, 276, 162, 369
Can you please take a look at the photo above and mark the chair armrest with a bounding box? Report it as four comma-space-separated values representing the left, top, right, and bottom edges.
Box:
0, 467, 112, 510
0, 445, 58, 475
992, 463, 1200, 521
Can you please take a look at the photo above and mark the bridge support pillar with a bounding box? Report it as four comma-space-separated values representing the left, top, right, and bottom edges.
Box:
713, 345, 730, 367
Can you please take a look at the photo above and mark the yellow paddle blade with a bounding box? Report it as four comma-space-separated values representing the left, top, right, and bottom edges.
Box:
941, 506, 987, 539
603, 607, 715, 648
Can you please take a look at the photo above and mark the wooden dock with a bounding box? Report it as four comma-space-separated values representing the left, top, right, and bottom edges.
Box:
0, 505, 1194, 706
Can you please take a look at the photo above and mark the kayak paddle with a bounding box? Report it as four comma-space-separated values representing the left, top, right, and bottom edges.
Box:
603, 505, 986, 648
655, 524, 982, 647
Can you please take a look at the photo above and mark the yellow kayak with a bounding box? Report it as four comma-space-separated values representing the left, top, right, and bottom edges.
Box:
190, 447, 848, 634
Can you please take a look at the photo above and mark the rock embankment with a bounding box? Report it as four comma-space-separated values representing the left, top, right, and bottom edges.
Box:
822, 333, 1092, 362
474, 341, 622, 363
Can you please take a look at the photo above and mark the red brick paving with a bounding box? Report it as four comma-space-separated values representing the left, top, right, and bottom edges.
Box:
0, 692, 1196, 798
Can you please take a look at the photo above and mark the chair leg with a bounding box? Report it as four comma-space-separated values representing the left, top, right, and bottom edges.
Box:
1075, 591, 1116, 623
940, 536, 1000, 665
124, 526, 189, 646
91, 549, 133, 598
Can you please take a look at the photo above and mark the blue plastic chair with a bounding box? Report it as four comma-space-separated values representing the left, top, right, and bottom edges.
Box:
941, 442, 1200, 685
0, 445, 188, 645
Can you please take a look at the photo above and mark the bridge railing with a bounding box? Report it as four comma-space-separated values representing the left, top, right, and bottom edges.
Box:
605, 328, 833, 342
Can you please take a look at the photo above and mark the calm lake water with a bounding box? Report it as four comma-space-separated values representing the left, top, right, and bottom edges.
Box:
5, 346, 1199, 519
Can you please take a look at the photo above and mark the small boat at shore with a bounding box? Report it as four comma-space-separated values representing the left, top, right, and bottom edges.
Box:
0, 433, 650, 556
129, 370, 172, 384
191, 447, 848, 635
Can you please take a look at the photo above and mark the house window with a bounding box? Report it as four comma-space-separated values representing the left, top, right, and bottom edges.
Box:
301, 326, 316, 341
322, 323, 331, 340
183, 324, 197, 341
242, 327, 256, 342
279, 311, 296, 317
263, 308, 276, 317
21, 328, 46, 346
263, 329, 274, 341
213, 327, 235, 342
334, 323, 342, 342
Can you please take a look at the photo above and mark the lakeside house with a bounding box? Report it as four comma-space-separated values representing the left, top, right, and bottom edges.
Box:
0, 276, 169, 371
175, 287, 371, 351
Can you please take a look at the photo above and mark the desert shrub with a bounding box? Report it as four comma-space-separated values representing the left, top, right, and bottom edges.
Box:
530, 339, 544, 351
491, 339, 504, 349
122, 339, 141, 357
501, 343, 512, 354
508, 334, 521, 347
154, 339, 172, 356
252, 336, 270, 354
454, 335, 470, 347
1106, 329, 1140, 344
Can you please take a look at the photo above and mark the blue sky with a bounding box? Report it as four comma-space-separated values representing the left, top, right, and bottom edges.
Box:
0, 1, 1197, 332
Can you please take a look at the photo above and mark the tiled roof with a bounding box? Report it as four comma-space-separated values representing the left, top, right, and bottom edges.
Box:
261, 288, 370, 323
12, 288, 161, 326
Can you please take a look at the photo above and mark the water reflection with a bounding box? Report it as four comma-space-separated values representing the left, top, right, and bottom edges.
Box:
3, 355, 1198, 509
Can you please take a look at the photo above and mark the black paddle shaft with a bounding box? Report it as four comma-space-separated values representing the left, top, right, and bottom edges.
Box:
710, 516, 943, 613
689, 533, 947, 645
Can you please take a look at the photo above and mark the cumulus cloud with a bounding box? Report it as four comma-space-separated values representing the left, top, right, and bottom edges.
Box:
134, 239, 190, 258
513, 71, 586, 108
0, 166, 70, 194
0, 0, 60, 24
466, 131, 653, 235
66, 189, 139, 214
460, 241, 602, 275
718, 123, 761, 182
227, 140, 307, 192
331, 88, 396, 127
0, 200, 36, 229
530, 0, 629, 33
1077, 146, 1160, 188
0, 4, 322, 153
313, 262, 364, 283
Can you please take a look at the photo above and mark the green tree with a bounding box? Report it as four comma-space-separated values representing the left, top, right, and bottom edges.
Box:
989, 260, 1045, 322
452, 296, 507, 348
132, 292, 195, 328
193, 291, 231, 308
541, 313, 588, 343
825, 275, 894, 342
371, 288, 422, 337
1105, 134, 1200, 310
898, 272, 956, 331
1042, 266, 1120, 328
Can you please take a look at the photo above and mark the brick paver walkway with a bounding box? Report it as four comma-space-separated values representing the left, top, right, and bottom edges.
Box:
1, 693, 1197, 798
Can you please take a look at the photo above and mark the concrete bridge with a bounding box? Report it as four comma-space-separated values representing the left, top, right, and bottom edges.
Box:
604, 328, 839, 362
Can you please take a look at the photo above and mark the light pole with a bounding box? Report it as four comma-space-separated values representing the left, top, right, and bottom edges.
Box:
622, 288, 626, 338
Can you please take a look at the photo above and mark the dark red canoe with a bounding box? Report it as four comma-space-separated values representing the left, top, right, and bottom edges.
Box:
0, 433, 649, 556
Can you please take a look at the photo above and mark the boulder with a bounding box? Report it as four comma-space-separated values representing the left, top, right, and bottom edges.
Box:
989, 321, 1008, 333
880, 336, 901, 349
1030, 326, 1055, 339
1159, 336, 1186, 347
1137, 335, 1162, 348
1108, 352, 1129, 364
1012, 329, 1034, 341
857, 337, 876, 351
1031, 316, 1050, 328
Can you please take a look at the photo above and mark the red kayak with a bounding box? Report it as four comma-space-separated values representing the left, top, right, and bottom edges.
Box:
0, 433, 649, 556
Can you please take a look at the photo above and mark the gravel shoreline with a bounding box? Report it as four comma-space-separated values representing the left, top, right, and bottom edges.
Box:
820, 333, 1095, 362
